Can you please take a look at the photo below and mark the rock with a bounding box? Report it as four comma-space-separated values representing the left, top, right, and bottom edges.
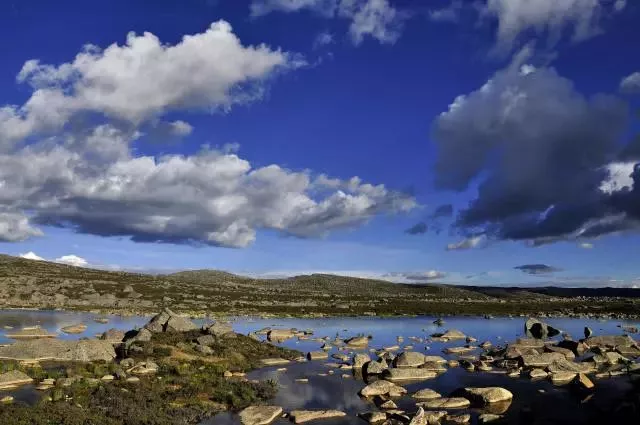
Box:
196, 334, 217, 347
529, 369, 547, 379
424, 356, 447, 364
520, 352, 566, 368
544, 345, 575, 360
617, 346, 640, 357
358, 411, 387, 424
440, 330, 467, 339
515, 338, 545, 349
573, 373, 594, 390
365, 360, 388, 375
101, 328, 125, 343
480, 341, 492, 349
94, 317, 109, 324
238, 405, 283, 425
557, 340, 587, 356
260, 358, 291, 366
128, 361, 159, 375
444, 346, 477, 355
166, 315, 198, 332
5, 327, 57, 339
195, 344, 213, 355
346, 336, 369, 348
550, 372, 577, 384
353, 353, 371, 369
126, 377, 140, 384
307, 351, 328, 361
445, 414, 471, 424
420, 362, 447, 373
0, 396, 14, 403
584, 327, 593, 338
289, 410, 346, 423
584, 335, 637, 348
0, 370, 33, 389
360, 380, 407, 397
145, 308, 197, 333
525, 318, 560, 339
382, 368, 437, 382
433, 318, 445, 326
418, 397, 471, 409
203, 321, 234, 337
412, 389, 442, 400
547, 358, 594, 374
0, 339, 116, 362
380, 400, 398, 409
478, 414, 502, 424
61, 323, 87, 334
394, 351, 426, 368
458, 387, 513, 404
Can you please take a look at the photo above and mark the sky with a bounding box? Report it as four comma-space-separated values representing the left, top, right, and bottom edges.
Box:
1, 0, 640, 286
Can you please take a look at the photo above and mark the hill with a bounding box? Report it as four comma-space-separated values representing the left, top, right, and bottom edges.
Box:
0, 254, 638, 318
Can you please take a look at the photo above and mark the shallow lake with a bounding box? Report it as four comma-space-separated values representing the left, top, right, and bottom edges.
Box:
1, 310, 639, 425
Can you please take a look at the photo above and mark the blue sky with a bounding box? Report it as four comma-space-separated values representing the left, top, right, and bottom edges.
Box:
1, 0, 640, 286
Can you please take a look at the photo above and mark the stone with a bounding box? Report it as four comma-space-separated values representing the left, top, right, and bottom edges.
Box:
584, 327, 593, 338
365, 360, 388, 375
5, 327, 57, 339
547, 359, 594, 374
584, 335, 636, 348
515, 338, 545, 349
458, 387, 513, 404
0, 339, 116, 362
196, 334, 217, 347
444, 346, 477, 355
238, 406, 284, 425
525, 318, 560, 339
380, 400, 398, 409
358, 411, 387, 424
550, 372, 577, 384
128, 361, 159, 375
557, 340, 587, 356
382, 368, 437, 382
420, 362, 447, 373
360, 380, 407, 397
529, 369, 547, 379
574, 373, 594, 389
480, 341, 492, 349
346, 336, 370, 347
204, 322, 234, 338
544, 344, 575, 360
61, 323, 87, 334
440, 330, 467, 340
195, 344, 213, 355
0, 396, 14, 403
424, 356, 447, 364
289, 410, 346, 423
394, 351, 426, 368
478, 414, 502, 424
446, 414, 471, 424
145, 308, 197, 333
353, 353, 371, 369
307, 351, 328, 361
447, 360, 460, 368
166, 315, 198, 332
101, 328, 125, 343
126, 377, 140, 384
0, 370, 33, 389
418, 397, 471, 409
260, 358, 291, 366
412, 389, 442, 400
520, 352, 566, 368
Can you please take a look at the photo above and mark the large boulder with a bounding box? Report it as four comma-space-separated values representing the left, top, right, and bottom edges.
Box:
547, 358, 594, 374
360, 380, 407, 397
525, 318, 560, 339
239, 406, 283, 425
457, 387, 513, 405
346, 336, 369, 348
365, 359, 388, 375
412, 389, 442, 400
267, 329, 296, 342
145, 308, 197, 333
0, 339, 116, 362
353, 353, 371, 370
101, 328, 125, 343
394, 351, 426, 368
203, 322, 234, 338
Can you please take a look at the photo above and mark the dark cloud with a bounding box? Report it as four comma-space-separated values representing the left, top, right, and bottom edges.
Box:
431, 203, 454, 219
432, 50, 640, 246
515, 264, 562, 275
405, 222, 427, 235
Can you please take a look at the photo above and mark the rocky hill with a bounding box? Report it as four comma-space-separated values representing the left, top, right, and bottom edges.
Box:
0, 254, 638, 318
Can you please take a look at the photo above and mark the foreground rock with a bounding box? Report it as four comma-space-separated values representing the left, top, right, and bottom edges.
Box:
525, 318, 560, 339
289, 410, 346, 423
0, 370, 33, 389
239, 406, 283, 425
0, 339, 116, 362
458, 387, 513, 405
346, 336, 369, 348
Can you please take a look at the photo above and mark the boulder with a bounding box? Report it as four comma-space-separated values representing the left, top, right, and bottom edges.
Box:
307, 351, 328, 361
446, 414, 471, 424
61, 323, 87, 334
0, 370, 33, 389
260, 358, 290, 366
365, 360, 388, 375
529, 369, 547, 379
525, 318, 560, 339
345, 336, 369, 348
353, 353, 371, 369
573, 373, 594, 390
394, 351, 426, 368
145, 308, 197, 333
382, 368, 437, 382
166, 315, 198, 332
417, 398, 470, 409
5, 327, 57, 339
101, 328, 125, 343
239, 406, 283, 425
0, 339, 116, 362
557, 340, 587, 356
420, 362, 447, 373
360, 380, 407, 397
409, 407, 446, 425
550, 372, 577, 384
520, 352, 565, 368
424, 356, 447, 364
439, 330, 467, 340
457, 387, 513, 404
196, 334, 217, 347
289, 410, 346, 423
267, 329, 296, 342
203, 322, 234, 337
544, 345, 575, 360
584, 335, 637, 348
412, 388, 442, 400
358, 411, 387, 424
547, 359, 594, 374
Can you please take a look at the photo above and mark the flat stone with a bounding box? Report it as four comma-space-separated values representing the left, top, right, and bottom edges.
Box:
412, 388, 442, 400
550, 372, 577, 385
521, 352, 565, 368
574, 373, 594, 389
307, 351, 328, 361
529, 369, 547, 379
382, 368, 437, 382
547, 359, 594, 374
544, 345, 575, 360
5, 327, 57, 339
260, 358, 290, 366
358, 411, 387, 424
458, 387, 513, 404
418, 397, 471, 409
441, 330, 467, 339
289, 410, 346, 423
479, 414, 503, 424
360, 380, 407, 397
346, 336, 369, 348
0, 339, 115, 362
61, 323, 87, 334
444, 346, 477, 355
585, 335, 636, 348
446, 414, 471, 424
239, 406, 283, 425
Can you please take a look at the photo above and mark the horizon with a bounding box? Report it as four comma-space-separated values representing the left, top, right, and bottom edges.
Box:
1, 0, 640, 288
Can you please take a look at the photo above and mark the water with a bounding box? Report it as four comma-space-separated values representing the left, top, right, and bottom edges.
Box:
1, 310, 639, 424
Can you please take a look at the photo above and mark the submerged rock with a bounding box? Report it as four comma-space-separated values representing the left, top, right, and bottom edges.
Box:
239, 405, 283, 425
61, 323, 87, 334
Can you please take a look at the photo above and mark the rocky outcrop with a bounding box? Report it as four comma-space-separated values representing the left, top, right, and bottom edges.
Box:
0, 339, 116, 362
101, 328, 125, 343
239, 406, 283, 425
203, 321, 234, 338
525, 318, 560, 339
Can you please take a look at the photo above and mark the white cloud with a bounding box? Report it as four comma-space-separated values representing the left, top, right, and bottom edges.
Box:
447, 235, 486, 251
55, 255, 89, 268
19, 251, 45, 261
620, 71, 640, 94
2, 21, 299, 147
251, 0, 406, 45
0, 212, 44, 242
599, 161, 636, 194
482, 0, 625, 52
313, 31, 335, 48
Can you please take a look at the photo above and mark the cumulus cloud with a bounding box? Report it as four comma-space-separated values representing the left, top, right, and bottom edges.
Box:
0, 23, 416, 249
19, 251, 45, 261
1, 21, 299, 148
251, 0, 406, 45
55, 255, 89, 268
514, 263, 562, 275
620, 71, 640, 94
481, 0, 626, 52
432, 48, 636, 246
